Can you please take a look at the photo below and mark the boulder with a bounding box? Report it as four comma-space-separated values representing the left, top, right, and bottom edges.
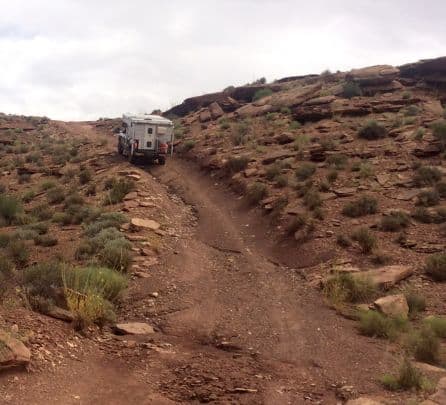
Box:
130, 218, 161, 231
219, 96, 240, 112
374, 294, 409, 318
303, 95, 336, 106
114, 322, 155, 335
46, 306, 75, 322
267, 83, 322, 108
273, 132, 294, 145
354, 265, 413, 289
400, 56, 446, 86
199, 109, 212, 123
235, 103, 276, 118
0, 330, 31, 369
346, 65, 399, 86
261, 151, 295, 165
209, 102, 224, 120
333, 187, 356, 197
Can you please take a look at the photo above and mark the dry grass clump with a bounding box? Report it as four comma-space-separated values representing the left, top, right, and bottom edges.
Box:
246, 182, 267, 205
342, 195, 378, 217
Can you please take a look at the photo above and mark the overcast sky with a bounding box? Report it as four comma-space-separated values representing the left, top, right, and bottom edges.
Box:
0, 0, 445, 121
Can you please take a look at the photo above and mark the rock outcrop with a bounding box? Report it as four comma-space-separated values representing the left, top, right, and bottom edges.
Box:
0, 330, 31, 369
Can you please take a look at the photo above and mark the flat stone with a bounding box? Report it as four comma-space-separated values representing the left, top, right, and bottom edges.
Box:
388, 189, 420, 201
139, 201, 156, 208
428, 376, 446, 404
346, 398, 384, 405
376, 173, 390, 186
124, 192, 138, 201
414, 362, 446, 375
354, 265, 413, 289
46, 306, 75, 322
130, 218, 161, 231
114, 322, 155, 335
261, 151, 294, 165
374, 294, 409, 318
0, 330, 31, 369
333, 187, 356, 197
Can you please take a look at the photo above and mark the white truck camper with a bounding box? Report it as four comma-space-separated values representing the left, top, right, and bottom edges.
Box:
118, 113, 174, 165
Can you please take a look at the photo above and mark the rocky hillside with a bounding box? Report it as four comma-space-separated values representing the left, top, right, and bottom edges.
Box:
169, 56, 446, 400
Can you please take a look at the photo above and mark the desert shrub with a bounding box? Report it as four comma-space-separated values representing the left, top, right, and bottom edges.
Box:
286, 214, 307, 236
79, 168, 92, 184
47, 187, 65, 204
336, 234, 351, 247
318, 180, 330, 192
25, 151, 42, 164
22, 189, 36, 203
85, 183, 96, 196
303, 189, 322, 210
0, 232, 11, 248
0, 255, 14, 277
326, 169, 338, 183
0, 194, 22, 224
231, 122, 249, 146
246, 182, 267, 205
359, 311, 407, 339
84, 212, 127, 237
289, 120, 301, 130
405, 290, 426, 317
99, 239, 132, 272
74, 240, 95, 260
8, 239, 29, 266
342, 195, 378, 217
295, 180, 314, 198
371, 250, 392, 265
380, 211, 410, 232
342, 81, 362, 99
64, 193, 84, 208
292, 134, 309, 151
324, 272, 376, 305
327, 154, 348, 170
351, 227, 377, 254
104, 179, 135, 205
18, 173, 31, 184
183, 140, 196, 151
404, 105, 420, 117
359, 162, 374, 178
40, 180, 56, 191
25, 222, 49, 235
252, 88, 273, 102
424, 316, 446, 338
34, 235, 58, 247
432, 120, 446, 150
24, 261, 64, 297
416, 190, 439, 207
320, 138, 336, 151
226, 156, 249, 174
63, 266, 127, 328
358, 121, 387, 140
30, 203, 54, 221
295, 163, 316, 181
413, 127, 425, 141
413, 166, 442, 187
407, 326, 440, 364
380, 359, 428, 391
265, 162, 282, 181
218, 118, 230, 130
275, 175, 288, 188
425, 253, 446, 281
412, 207, 433, 224
435, 181, 446, 198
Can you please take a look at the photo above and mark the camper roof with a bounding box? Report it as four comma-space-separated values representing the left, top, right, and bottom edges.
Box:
123, 113, 173, 126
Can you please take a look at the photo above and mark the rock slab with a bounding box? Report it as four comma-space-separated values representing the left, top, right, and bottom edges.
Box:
114, 322, 155, 335
374, 294, 409, 318
131, 218, 161, 231
0, 330, 31, 369
354, 265, 413, 289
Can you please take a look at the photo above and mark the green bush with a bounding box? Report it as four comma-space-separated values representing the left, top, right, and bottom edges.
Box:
380, 211, 410, 232
358, 121, 387, 140
405, 290, 426, 317
342, 81, 362, 99
342, 195, 378, 217
79, 168, 92, 184
30, 203, 54, 221
380, 359, 427, 391
104, 179, 135, 205
246, 182, 267, 205
327, 154, 348, 170
425, 253, 446, 281
22, 189, 36, 203
0, 255, 14, 277
359, 311, 407, 340
416, 190, 439, 207
289, 120, 301, 130
34, 235, 58, 247
40, 180, 56, 191
295, 163, 316, 181
303, 189, 322, 210
336, 234, 351, 247
24, 261, 64, 298
252, 88, 273, 102
351, 227, 377, 254
435, 181, 446, 198
0, 232, 11, 248
231, 122, 249, 146
424, 316, 446, 338
7, 239, 29, 266
431, 120, 446, 150
84, 212, 127, 237
407, 326, 440, 364
226, 156, 249, 174
413, 166, 442, 187
47, 187, 65, 204
324, 272, 376, 305
412, 207, 434, 224
326, 169, 338, 183
0, 194, 22, 224
183, 140, 196, 151
99, 239, 132, 272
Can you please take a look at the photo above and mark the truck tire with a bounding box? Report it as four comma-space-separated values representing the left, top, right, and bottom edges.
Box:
158, 156, 166, 165
117, 139, 124, 155
128, 143, 136, 163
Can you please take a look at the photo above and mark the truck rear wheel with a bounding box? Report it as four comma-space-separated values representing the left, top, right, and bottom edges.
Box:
117, 139, 124, 155
158, 156, 166, 165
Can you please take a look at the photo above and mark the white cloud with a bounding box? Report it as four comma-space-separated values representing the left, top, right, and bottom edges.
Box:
0, 0, 445, 120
